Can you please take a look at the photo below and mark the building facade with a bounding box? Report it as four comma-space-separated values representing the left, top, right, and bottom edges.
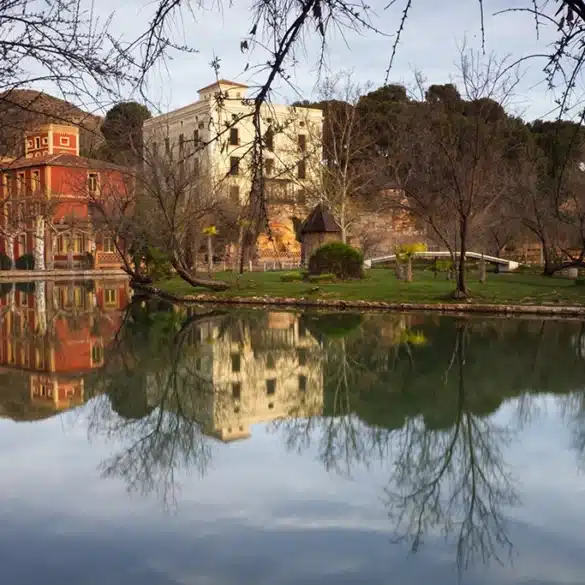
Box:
0, 123, 129, 270
143, 80, 323, 262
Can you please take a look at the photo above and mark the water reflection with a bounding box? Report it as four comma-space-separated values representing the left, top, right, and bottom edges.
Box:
1, 281, 585, 580
0, 279, 129, 420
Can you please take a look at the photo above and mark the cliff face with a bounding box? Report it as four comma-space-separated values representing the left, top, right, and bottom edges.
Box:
0, 89, 104, 158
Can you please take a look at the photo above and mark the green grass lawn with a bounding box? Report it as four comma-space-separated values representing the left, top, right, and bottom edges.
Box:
157, 267, 585, 306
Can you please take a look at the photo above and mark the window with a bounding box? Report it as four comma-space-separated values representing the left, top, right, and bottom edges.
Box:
104, 288, 117, 306
266, 117, 273, 124
232, 382, 242, 400
34, 137, 40, 149
193, 158, 200, 177
297, 160, 306, 180
56, 234, 65, 254
32, 201, 41, 216
1, 174, 7, 196
297, 189, 307, 205
16, 172, 24, 195
91, 343, 103, 365
73, 233, 84, 253
265, 128, 274, 151
152, 141, 158, 157
42, 137, 48, 145
198, 121, 205, 129
229, 157, 240, 176
60, 136, 70, 146
298, 134, 307, 152
266, 353, 275, 369
297, 348, 307, 366
193, 129, 200, 145
18, 233, 26, 254
103, 236, 115, 253
231, 353, 241, 373
229, 185, 240, 205
20, 291, 28, 307
179, 133, 184, 153
164, 137, 170, 154
31, 170, 40, 192
266, 378, 276, 395
229, 127, 239, 146
298, 374, 307, 392
264, 158, 274, 176
88, 173, 99, 193
18, 202, 25, 221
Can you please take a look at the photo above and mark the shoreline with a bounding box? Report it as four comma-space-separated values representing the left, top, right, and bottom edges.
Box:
133, 283, 585, 318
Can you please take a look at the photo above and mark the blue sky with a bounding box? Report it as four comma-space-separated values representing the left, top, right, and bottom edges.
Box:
73, 0, 566, 120
0, 396, 585, 584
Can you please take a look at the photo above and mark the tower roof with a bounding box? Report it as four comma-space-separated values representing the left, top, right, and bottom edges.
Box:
301, 203, 341, 234
198, 79, 249, 93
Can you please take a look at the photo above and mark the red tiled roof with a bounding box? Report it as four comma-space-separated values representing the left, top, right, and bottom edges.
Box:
1, 153, 130, 172
198, 79, 249, 92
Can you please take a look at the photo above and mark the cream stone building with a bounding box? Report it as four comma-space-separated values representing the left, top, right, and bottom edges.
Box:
143, 80, 324, 261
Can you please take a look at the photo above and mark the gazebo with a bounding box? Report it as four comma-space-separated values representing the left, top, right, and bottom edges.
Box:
300, 204, 341, 265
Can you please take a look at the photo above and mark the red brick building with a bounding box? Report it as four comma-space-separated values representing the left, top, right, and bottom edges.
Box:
0, 123, 131, 270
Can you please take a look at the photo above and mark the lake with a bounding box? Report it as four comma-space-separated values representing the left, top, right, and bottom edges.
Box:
1, 278, 585, 584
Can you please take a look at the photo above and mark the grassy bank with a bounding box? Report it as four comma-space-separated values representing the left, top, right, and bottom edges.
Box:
157, 268, 585, 306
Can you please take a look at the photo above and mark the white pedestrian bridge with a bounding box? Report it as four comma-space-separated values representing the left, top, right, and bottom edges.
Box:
364, 250, 520, 271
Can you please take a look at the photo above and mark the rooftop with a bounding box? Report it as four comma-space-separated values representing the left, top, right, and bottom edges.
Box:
198, 79, 249, 93
301, 203, 341, 234
1, 153, 130, 172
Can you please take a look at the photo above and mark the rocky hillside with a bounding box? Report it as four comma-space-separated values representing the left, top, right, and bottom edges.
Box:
0, 89, 104, 159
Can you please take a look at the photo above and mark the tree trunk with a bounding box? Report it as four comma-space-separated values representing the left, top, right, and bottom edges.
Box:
207, 236, 214, 276
455, 217, 468, 298
171, 253, 229, 291
406, 256, 413, 282
542, 243, 555, 276
33, 218, 45, 270
237, 223, 246, 274
479, 255, 486, 283
6, 234, 14, 268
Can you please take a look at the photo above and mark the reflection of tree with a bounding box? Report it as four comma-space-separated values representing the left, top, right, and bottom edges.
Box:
385, 325, 517, 571
278, 314, 585, 572
85, 300, 228, 508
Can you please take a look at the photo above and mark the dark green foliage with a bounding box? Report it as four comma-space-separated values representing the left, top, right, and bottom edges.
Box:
302, 312, 362, 340
101, 101, 151, 163
0, 283, 13, 297
0, 252, 12, 270
15, 282, 35, 294
15, 254, 35, 270
147, 246, 173, 281
308, 242, 364, 279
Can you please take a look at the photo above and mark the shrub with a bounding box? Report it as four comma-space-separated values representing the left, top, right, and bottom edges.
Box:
147, 246, 173, 281
307, 273, 336, 283
15, 253, 35, 270
0, 252, 12, 270
280, 271, 303, 282
308, 242, 363, 280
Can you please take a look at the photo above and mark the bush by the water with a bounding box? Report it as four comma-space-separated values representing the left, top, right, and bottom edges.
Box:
280, 271, 304, 282
307, 273, 337, 283
0, 252, 12, 270
15, 254, 35, 270
308, 242, 363, 280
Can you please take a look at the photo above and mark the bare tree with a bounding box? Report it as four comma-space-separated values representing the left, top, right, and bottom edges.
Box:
385, 51, 525, 298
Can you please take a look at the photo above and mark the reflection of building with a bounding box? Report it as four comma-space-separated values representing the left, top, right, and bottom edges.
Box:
147, 311, 324, 442
0, 278, 129, 420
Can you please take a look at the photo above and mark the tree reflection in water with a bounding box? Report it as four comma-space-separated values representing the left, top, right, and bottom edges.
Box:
81, 301, 585, 569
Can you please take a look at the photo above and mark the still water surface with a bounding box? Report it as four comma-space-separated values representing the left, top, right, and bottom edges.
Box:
1, 279, 585, 584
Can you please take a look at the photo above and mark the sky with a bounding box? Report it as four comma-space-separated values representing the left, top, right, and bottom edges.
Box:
70, 0, 570, 121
